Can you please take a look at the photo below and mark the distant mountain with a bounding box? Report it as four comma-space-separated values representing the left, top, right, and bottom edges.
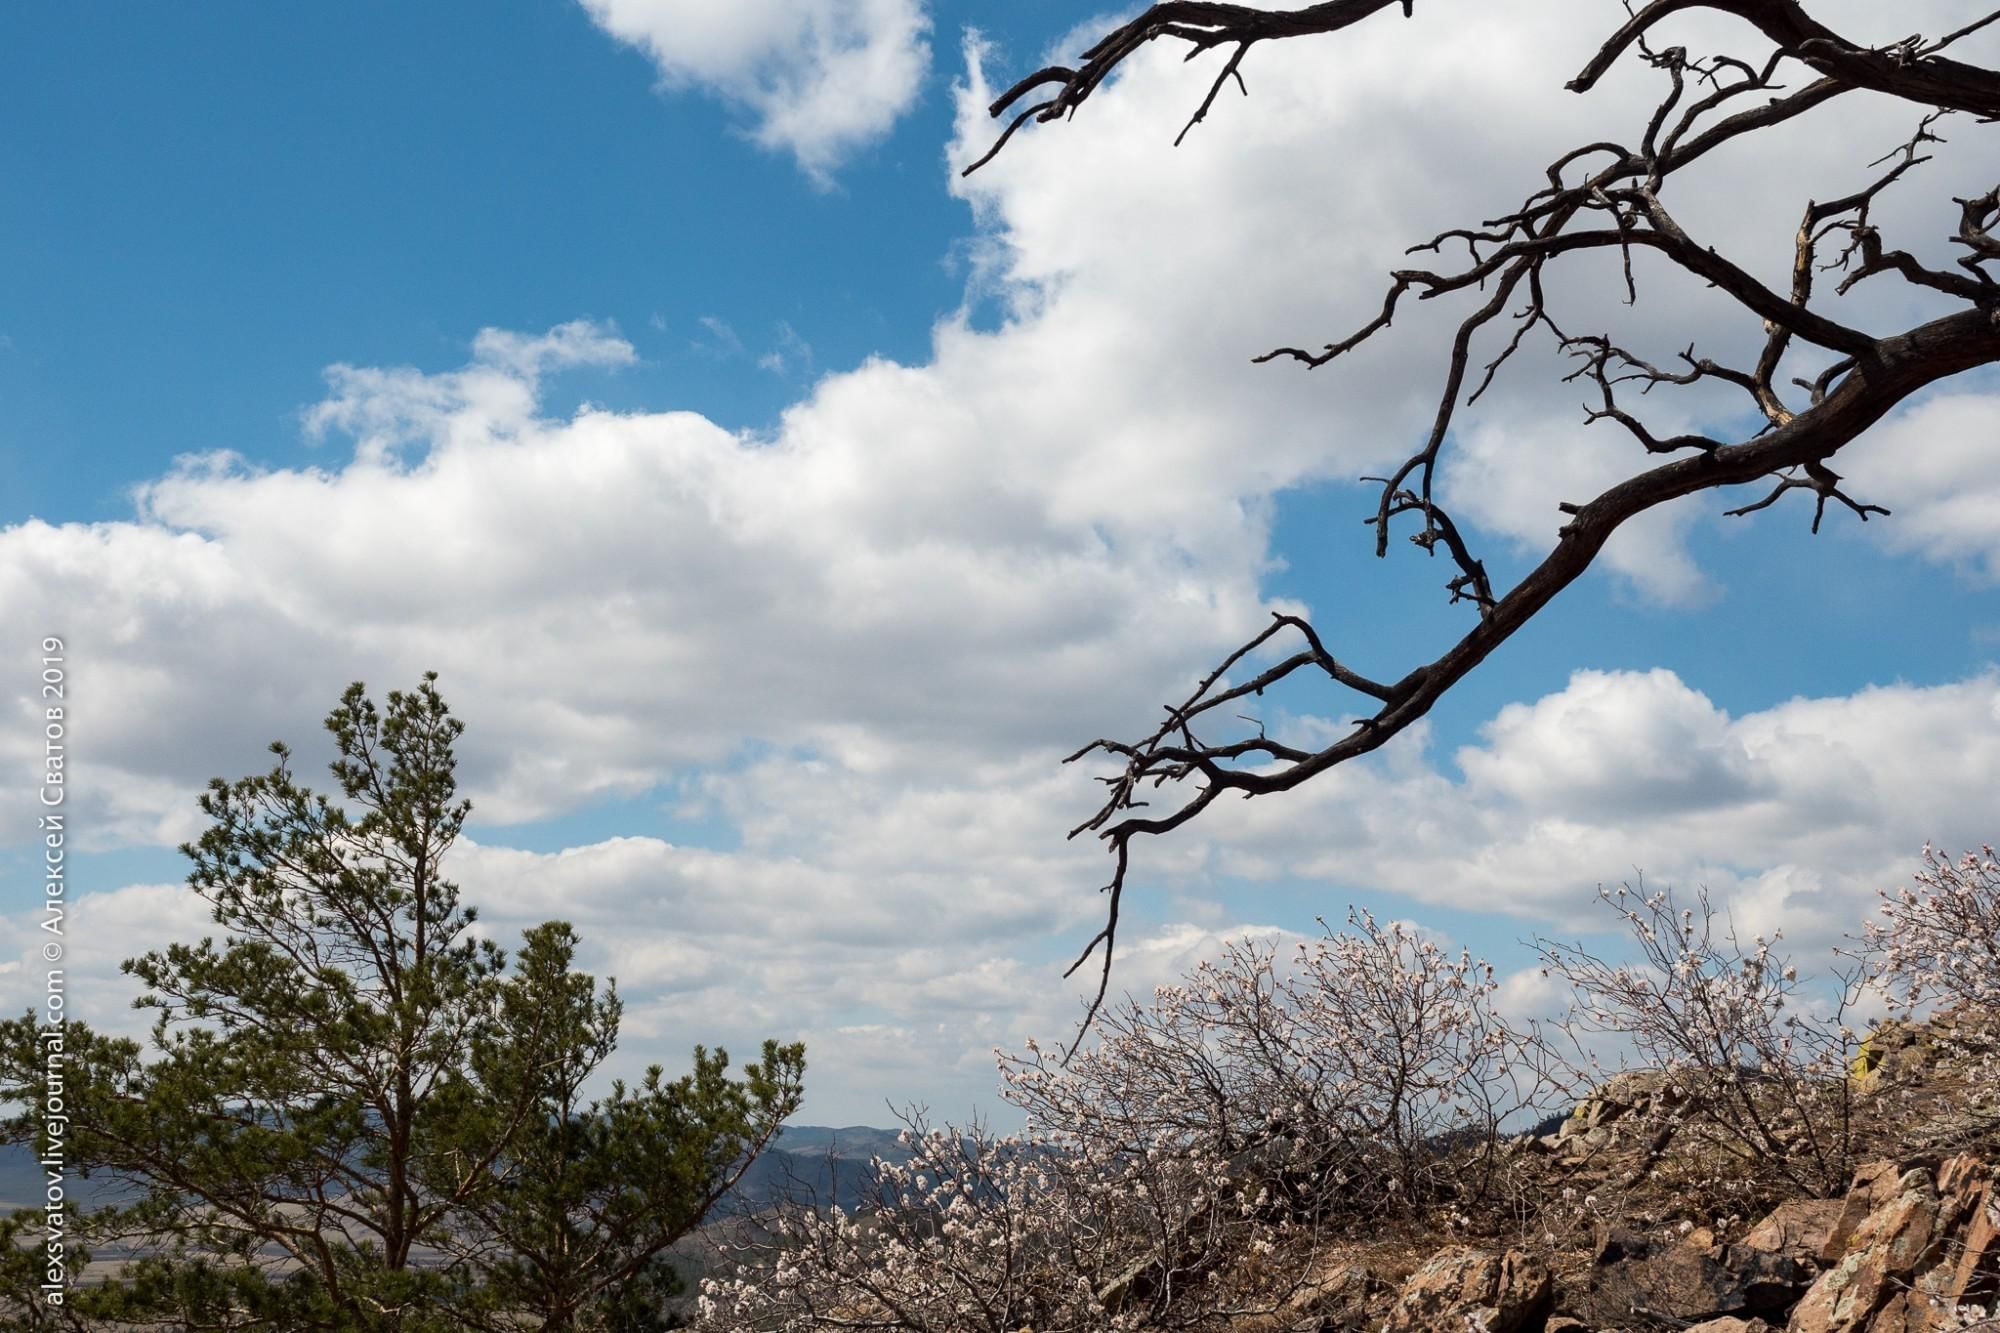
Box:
770, 1124, 908, 1162
0, 1141, 130, 1213
723, 1124, 910, 1215
0, 1124, 905, 1218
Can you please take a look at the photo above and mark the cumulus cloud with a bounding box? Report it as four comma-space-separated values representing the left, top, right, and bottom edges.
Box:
299, 320, 636, 465
945, 2, 1999, 598
14, 666, 1998, 1119
0, 318, 1274, 844
7, 5, 1984, 852
1176, 668, 2000, 953
578, 0, 930, 180
1841, 389, 2000, 579
1444, 414, 1712, 605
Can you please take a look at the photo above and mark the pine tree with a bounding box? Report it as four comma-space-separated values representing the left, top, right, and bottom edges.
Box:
1, 676, 803, 1331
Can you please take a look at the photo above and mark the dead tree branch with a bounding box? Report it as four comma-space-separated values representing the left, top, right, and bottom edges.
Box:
964, 3, 2000, 1044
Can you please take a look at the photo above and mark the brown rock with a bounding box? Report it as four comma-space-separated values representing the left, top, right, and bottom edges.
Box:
1579, 1230, 1812, 1327
1852, 1020, 1930, 1087
1946, 1183, 2000, 1307
1853, 1287, 1956, 1333
1850, 1170, 1943, 1277
1786, 1249, 1873, 1332
1686, 1319, 1776, 1333
1787, 1168, 1942, 1333
1384, 1246, 1552, 1333
1826, 1161, 1904, 1261
1491, 1250, 1556, 1333
1235, 1254, 1388, 1332
1930, 1157, 2000, 1311
1939, 1153, 1987, 1197
1742, 1199, 1846, 1266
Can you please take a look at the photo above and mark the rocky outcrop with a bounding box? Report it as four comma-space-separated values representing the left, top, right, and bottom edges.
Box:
1231, 1252, 1388, 1332
1784, 1154, 2000, 1332
1241, 1011, 2000, 1331
1525, 1072, 1689, 1166
1347, 1152, 1995, 1331
1234, 1020, 2000, 1333
1513, 1153, 2000, 1331
1743, 1200, 1850, 1267
1384, 1246, 1552, 1333
1850, 1007, 1997, 1092
1572, 1224, 1815, 1327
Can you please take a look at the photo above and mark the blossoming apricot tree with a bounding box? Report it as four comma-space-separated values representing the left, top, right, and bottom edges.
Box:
695, 912, 1543, 1331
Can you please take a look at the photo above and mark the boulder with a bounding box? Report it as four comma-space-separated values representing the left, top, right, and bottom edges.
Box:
1742, 1199, 1848, 1267
1850, 1021, 1928, 1087
1550, 1073, 1690, 1163
1784, 1170, 1937, 1333
1233, 1254, 1387, 1332
1824, 1161, 1906, 1264
1384, 1246, 1552, 1333
1783, 1157, 2000, 1332
1941, 1166, 2000, 1310
1577, 1226, 1814, 1327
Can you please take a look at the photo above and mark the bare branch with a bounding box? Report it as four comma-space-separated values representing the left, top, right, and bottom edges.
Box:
965, 0, 1415, 179
1064, 306, 1998, 1048
1569, 0, 2000, 119
1721, 460, 1890, 534
975, 0, 2000, 1050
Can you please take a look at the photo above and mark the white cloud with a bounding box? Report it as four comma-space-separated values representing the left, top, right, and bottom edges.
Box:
1445, 414, 1711, 605
14, 666, 1998, 1119
1177, 668, 2000, 954
35, 331, 1267, 835
3, 7, 1981, 858
0, 881, 212, 1033
579, 0, 930, 180
300, 319, 635, 466
942, 3, 2000, 596
1841, 389, 2000, 579
1456, 669, 1748, 815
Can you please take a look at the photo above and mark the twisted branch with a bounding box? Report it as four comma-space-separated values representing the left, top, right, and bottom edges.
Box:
965, 3, 2000, 1045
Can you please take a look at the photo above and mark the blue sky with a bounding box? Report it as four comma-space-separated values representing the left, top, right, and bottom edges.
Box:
4, 0, 1998, 1122
0, 0, 981, 516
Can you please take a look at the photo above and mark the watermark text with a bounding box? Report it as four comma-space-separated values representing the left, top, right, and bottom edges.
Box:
35, 635, 70, 1307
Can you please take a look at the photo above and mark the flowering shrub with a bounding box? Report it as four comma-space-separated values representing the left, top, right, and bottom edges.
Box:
1003, 912, 1536, 1220
695, 912, 1541, 1331
1866, 843, 2000, 1011
698, 1116, 1166, 1332
1859, 844, 2000, 1144
1535, 882, 1861, 1199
